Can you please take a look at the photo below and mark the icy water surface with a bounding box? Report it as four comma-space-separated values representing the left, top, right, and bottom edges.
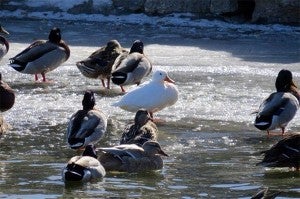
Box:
0, 18, 299, 198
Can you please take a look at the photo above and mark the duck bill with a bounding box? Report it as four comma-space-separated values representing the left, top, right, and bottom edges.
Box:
164, 75, 175, 84
0, 27, 9, 35
291, 80, 297, 88
159, 149, 169, 157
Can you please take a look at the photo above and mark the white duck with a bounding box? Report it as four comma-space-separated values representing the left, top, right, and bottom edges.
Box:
9, 27, 70, 82
67, 91, 107, 149
112, 69, 178, 118
62, 145, 106, 182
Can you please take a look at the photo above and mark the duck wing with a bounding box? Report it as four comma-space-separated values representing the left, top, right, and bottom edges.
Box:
10, 40, 57, 63
67, 110, 107, 149
111, 52, 152, 85
257, 134, 300, 168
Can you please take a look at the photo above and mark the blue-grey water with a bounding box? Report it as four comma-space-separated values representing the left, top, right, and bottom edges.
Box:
0, 18, 299, 198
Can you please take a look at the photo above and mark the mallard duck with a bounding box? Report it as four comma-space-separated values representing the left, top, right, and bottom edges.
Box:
254, 70, 299, 135
9, 27, 70, 82
76, 40, 128, 89
67, 91, 107, 149
0, 25, 9, 60
257, 134, 300, 170
62, 145, 106, 182
251, 188, 281, 199
111, 40, 152, 92
120, 109, 158, 146
112, 69, 179, 118
0, 73, 15, 112
275, 69, 300, 102
98, 141, 168, 172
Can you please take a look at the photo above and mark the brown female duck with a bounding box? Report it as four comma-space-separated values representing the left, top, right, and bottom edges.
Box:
98, 141, 168, 172
120, 109, 158, 146
257, 134, 300, 170
76, 40, 128, 89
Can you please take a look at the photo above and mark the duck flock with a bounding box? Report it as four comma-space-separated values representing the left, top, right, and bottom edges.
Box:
0, 25, 299, 188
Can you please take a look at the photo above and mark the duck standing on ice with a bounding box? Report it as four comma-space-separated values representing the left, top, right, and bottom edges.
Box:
254, 69, 299, 135
111, 40, 152, 92
112, 69, 178, 119
9, 27, 70, 82
76, 40, 127, 89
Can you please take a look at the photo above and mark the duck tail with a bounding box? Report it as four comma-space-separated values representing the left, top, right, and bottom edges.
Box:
111, 71, 127, 85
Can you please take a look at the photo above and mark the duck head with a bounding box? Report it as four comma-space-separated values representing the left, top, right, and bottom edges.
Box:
142, 141, 169, 157
275, 69, 297, 92
130, 40, 144, 54
48, 27, 61, 43
152, 70, 175, 84
106, 40, 121, 50
82, 91, 95, 111
82, 145, 97, 159
134, 109, 153, 126
0, 25, 9, 35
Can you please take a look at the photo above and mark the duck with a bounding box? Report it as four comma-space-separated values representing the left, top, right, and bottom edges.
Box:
120, 109, 158, 146
112, 69, 179, 118
98, 141, 168, 172
62, 145, 106, 182
76, 40, 128, 89
256, 134, 300, 171
67, 91, 107, 150
9, 27, 70, 82
111, 40, 152, 92
254, 70, 299, 135
0, 25, 9, 60
251, 187, 281, 199
0, 73, 15, 112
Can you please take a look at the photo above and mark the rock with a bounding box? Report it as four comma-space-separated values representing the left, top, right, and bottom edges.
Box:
112, 0, 145, 13
252, 0, 300, 25
144, 0, 210, 15
210, 0, 237, 15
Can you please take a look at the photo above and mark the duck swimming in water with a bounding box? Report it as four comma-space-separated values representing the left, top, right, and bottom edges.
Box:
111, 40, 152, 92
67, 91, 107, 149
257, 134, 300, 171
9, 27, 70, 82
98, 141, 168, 172
62, 145, 106, 182
0, 25, 9, 61
76, 40, 128, 89
120, 109, 158, 146
254, 70, 299, 135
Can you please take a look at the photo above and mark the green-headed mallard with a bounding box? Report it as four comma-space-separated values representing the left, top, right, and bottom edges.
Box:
111, 40, 152, 92
254, 70, 299, 135
62, 145, 106, 182
67, 91, 107, 149
9, 27, 70, 82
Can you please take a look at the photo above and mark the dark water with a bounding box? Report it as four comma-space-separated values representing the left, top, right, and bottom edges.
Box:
0, 18, 299, 198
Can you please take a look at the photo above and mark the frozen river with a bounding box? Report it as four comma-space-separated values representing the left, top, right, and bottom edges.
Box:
0, 18, 299, 198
